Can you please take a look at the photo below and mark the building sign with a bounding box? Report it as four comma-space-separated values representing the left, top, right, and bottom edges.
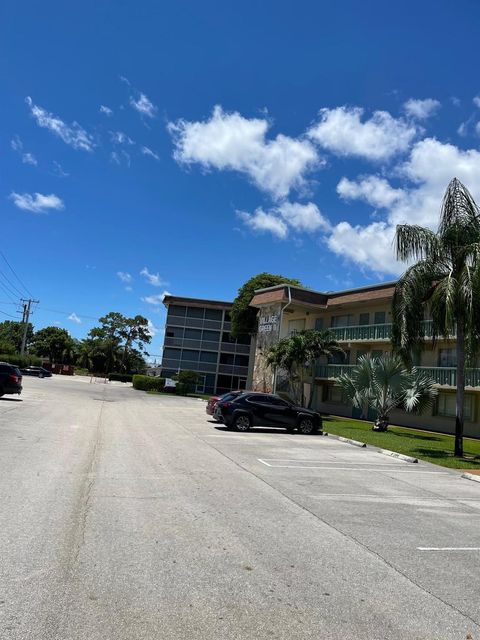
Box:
258, 314, 279, 333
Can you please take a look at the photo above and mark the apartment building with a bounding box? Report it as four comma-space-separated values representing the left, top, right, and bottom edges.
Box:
160, 296, 252, 395
248, 282, 480, 437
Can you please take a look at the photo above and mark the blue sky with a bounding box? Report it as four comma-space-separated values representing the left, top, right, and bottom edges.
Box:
2, 0, 480, 356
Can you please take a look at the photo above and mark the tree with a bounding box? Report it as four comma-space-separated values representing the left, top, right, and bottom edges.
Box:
87, 312, 151, 374
267, 329, 344, 406
231, 273, 301, 338
338, 354, 438, 431
31, 327, 74, 363
0, 320, 33, 353
392, 177, 480, 456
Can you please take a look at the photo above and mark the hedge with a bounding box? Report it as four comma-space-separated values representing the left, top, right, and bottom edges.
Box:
0, 353, 43, 368
108, 373, 133, 383
132, 375, 165, 391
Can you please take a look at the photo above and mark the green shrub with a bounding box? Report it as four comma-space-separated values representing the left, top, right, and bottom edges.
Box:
132, 375, 165, 392
174, 382, 189, 396
109, 373, 133, 383
0, 353, 43, 368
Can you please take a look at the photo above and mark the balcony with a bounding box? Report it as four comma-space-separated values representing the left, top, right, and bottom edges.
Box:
329, 320, 435, 342
315, 364, 480, 388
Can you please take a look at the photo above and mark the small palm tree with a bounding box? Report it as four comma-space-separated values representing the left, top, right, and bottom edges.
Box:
267, 329, 344, 406
392, 177, 480, 456
338, 354, 438, 431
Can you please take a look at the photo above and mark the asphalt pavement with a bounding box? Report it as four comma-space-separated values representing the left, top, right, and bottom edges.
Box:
1, 375, 479, 639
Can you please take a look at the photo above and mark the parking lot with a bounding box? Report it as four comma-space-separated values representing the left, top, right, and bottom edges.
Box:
1, 376, 479, 639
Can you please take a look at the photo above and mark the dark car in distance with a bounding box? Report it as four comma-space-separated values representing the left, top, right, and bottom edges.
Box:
206, 390, 245, 419
20, 366, 52, 378
0, 363, 23, 397
214, 392, 322, 434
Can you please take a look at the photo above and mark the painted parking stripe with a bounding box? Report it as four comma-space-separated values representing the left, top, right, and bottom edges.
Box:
257, 459, 450, 473
417, 547, 480, 551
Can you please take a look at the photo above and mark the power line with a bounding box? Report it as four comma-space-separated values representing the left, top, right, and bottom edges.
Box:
38, 306, 100, 321
0, 308, 19, 319
0, 268, 25, 299
0, 249, 33, 298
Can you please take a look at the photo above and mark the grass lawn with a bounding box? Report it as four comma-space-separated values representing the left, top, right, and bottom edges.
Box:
324, 415, 480, 469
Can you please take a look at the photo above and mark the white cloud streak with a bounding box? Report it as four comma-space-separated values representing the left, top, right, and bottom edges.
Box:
337, 176, 404, 208
68, 312, 82, 324
140, 267, 165, 287
141, 146, 159, 160
403, 98, 441, 120
130, 93, 157, 118
117, 271, 132, 283
142, 291, 171, 305
168, 105, 319, 199
100, 105, 113, 116
9, 191, 64, 213
26, 96, 94, 151
308, 106, 417, 161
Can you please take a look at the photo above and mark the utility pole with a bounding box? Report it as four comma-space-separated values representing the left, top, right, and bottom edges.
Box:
20, 298, 39, 356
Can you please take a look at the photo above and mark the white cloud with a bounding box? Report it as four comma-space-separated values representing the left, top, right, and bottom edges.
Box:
277, 201, 330, 232
9, 191, 64, 213
110, 131, 135, 145
238, 201, 330, 238
326, 138, 480, 275
117, 271, 132, 283
26, 96, 94, 151
52, 161, 69, 177
110, 150, 131, 166
168, 105, 319, 199
11, 136, 37, 165
476, 122, 480, 137
308, 106, 417, 161
141, 146, 159, 160
125, 286, 133, 292
68, 312, 81, 324
458, 122, 468, 137
140, 267, 165, 287
130, 93, 157, 118
473, 96, 480, 108
22, 152, 37, 166
337, 176, 404, 208
403, 98, 440, 120
142, 291, 171, 305
237, 208, 288, 239
147, 319, 159, 337
11, 136, 22, 152
100, 105, 113, 116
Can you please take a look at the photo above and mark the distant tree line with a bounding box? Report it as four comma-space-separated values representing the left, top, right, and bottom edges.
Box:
0, 312, 151, 375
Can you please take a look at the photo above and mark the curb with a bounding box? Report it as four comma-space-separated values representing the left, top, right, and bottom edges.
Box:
461, 472, 480, 484
324, 433, 366, 448
378, 449, 418, 464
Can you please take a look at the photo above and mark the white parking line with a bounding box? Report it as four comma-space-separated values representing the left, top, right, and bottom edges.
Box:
257, 459, 450, 473
417, 547, 480, 551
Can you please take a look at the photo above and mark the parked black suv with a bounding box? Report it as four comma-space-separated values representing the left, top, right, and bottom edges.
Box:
0, 363, 23, 397
214, 392, 322, 434
20, 366, 52, 378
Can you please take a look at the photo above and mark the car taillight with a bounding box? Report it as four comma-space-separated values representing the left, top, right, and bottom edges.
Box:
222, 401, 232, 408
9, 374, 18, 383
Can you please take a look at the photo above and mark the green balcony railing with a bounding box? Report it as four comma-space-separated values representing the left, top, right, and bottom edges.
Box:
329, 320, 436, 342
315, 363, 480, 388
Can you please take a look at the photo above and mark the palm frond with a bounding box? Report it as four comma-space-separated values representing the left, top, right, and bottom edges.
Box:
395, 225, 440, 262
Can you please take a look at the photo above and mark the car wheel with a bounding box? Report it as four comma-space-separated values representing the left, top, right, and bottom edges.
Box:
297, 417, 318, 435
0, 388, 4, 397
39, 373, 44, 378
234, 414, 252, 432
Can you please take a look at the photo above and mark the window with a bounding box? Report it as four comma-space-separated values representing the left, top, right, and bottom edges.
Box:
184, 328, 202, 340
374, 311, 386, 324
163, 348, 180, 361
181, 349, 199, 362
220, 353, 235, 365
234, 354, 249, 367
205, 308, 222, 321
439, 348, 456, 367
224, 311, 232, 322
327, 386, 344, 403
314, 317, 324, 330
199, 351, 217, 363
187, 307, 204, 319
359, 313, 370, 326
329, 350, 350, 364
169, 305, 186, 317
288, 318, 305, 334
331, 315, 354, 327
437, 393, 473, 421
202, 330, 220, 342
165, 326, 183, 338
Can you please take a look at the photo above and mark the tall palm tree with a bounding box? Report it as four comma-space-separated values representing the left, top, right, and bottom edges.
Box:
392, 177, 480, 456
267, 329, 344, 406
338, 354, 438, 431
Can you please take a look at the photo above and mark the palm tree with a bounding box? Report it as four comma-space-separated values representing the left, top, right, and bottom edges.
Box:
392, 177, 480, 456
338, 354, 438, 431
267, 329, 344, 406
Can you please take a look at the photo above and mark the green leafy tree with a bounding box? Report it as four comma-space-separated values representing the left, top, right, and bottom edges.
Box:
338, 354, 438, 431
31, 327, 74, 363
231, 273, 301, 338
392, 177, 480, 456
0, 320, 33, 352
174, 369, 200, 392
267, 330, 344, 406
